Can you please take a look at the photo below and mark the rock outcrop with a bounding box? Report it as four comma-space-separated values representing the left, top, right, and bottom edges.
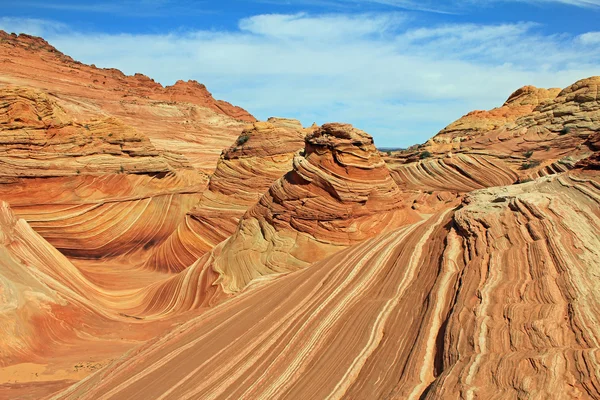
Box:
55, 170, 600, 400
0, 85, 206, 260
388, 77, 600, 189
4, 29, 600, 400
122, 123, 423, 316
0, 31, 254, 173
145, 118, 309, 272
429, 85, 561, 150
208, 123, 421, 293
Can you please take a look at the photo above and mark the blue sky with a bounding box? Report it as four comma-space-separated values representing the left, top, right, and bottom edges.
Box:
2, 0, 600, 147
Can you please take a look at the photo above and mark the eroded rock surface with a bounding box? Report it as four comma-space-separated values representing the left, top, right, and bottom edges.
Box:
55, 170, 600, 400
0, 31, 254, 173
209, 123, 421, 293
145, 118, 309, 272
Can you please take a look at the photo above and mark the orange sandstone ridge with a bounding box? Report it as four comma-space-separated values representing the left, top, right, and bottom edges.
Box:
53, 169, 600, 400
2, 30, 600, 400
0, 85, 206, 261
386, 76, 600, 195
144, 117, 310, 272
0, 31, 255, 174
130, 122, 421, 313
431, 85, 561, 145
208, 123, 421, 293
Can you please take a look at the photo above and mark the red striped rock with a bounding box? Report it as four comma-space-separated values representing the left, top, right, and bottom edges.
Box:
0, 31, 253, 173
55, 170, 600, 400
144, 117, 309, 272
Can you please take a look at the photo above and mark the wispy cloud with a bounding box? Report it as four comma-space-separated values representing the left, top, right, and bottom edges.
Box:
11, 1, 215, 17
0, 17, 67, 36
254, 0, 600, 11
1, 14, 599, 147
512, 0, 600, 7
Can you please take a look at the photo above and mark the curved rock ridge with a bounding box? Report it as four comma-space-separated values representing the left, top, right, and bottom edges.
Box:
0, 31, 254, 123
430, 85, 561, 148
0, 86, 184, 180
0, 31, 253, 173
0, 86, 207, 260
162, 79, 254, 122
144, 117, 309, 272
390, 76, 600, 184
387, 152, 519, 193
55, 170, 600, 400
207, 123, 420, 293
2, 175, 203, 259
0, 201, 221, 397
0, 200, 92, 363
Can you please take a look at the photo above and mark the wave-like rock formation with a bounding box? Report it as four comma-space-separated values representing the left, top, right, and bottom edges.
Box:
56, 169, 600, 400
3, 31, 600, 399
145, 118, 308, 272
0, 85, 206, 260
122, 123, 424, 315
388, 77, 600, 189
387, 152, 519, 193
0, 200, 214, 399
430, 85, 561, 149
0, 31, 254, 173
0, 86, 183, 178
207, 123, 421, 293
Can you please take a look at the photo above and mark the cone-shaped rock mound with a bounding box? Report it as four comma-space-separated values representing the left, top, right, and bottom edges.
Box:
211, 123, 420, 293
144, 118, 309, 272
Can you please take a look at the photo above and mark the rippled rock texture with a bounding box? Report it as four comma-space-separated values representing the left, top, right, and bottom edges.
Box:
0, 31, 254, 173
0, 85, 206, 261
3, 31, 600, 400
430, 85, 561, 148
144, 118, 309, 272
54, 170, 600, 400
207, 123, 421, 293
387, 77, 600, 191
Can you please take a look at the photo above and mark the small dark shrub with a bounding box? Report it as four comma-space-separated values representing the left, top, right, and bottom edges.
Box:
419, 151, 432, 159
520, 160, 541, 170
518, 178, 534, 184
559, 127, 571, 136
523, 150, 533, 158
237, 134, 250, 145
120, 165, 125, 173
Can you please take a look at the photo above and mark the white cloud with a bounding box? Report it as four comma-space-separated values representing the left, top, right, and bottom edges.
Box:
239, 12, 403, 39
266, 0, 600, 10
519, 0, 600, 7
0, 17, 67, 37
578, 31, 600, 44
1, 14, 599, 147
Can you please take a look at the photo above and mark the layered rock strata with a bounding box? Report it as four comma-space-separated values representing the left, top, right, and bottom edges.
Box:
0, 31, 254, 173
144, 118, 308, 272
208, 123, 421, 293
56, 170, 600, 400
0, 85, 205, 260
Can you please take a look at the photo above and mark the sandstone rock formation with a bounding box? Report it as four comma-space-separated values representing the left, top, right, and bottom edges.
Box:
0, 85, 206, 260
144, 117, 309, 272
208, 122, 421, 293
0, 31, 254, 173
3, 30, 600, 400
55, 169, 600, 400
429, 85, 561, 150
388, 77, 600, 189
